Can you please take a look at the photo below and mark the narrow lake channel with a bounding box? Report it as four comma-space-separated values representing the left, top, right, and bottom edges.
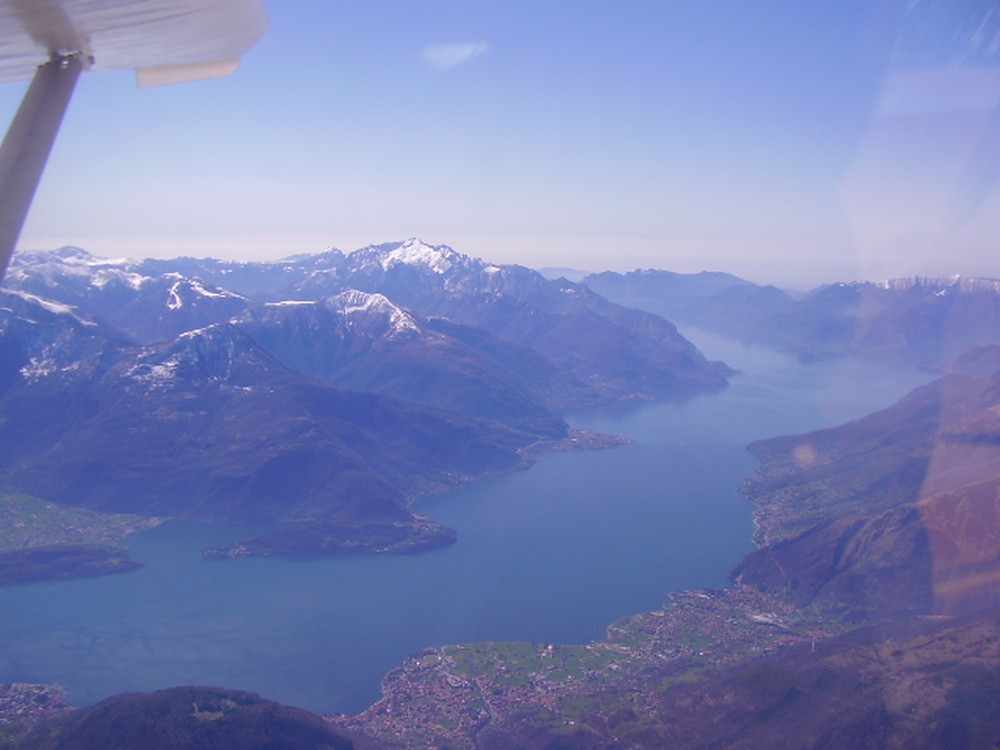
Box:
0, 330, 932, 714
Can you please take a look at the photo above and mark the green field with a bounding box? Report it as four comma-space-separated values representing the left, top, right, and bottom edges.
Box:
0, 494, 161, 554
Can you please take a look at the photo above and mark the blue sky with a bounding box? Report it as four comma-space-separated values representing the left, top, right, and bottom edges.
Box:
4, 0, 999, 287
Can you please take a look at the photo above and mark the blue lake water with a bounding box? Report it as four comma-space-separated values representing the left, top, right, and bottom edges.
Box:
0, 330, 932, 715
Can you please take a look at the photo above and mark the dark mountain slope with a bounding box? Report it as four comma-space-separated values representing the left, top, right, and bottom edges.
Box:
0, 290, 124, 395
472, 610, 1000, 750
232, 291, 572, 438
0, 306, 525, 532
735, 357, 1000, 618
743, 370, 1000, 542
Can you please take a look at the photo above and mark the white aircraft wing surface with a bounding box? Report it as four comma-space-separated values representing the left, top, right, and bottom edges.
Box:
0, 0, 268, 281
0, 0, 268, 85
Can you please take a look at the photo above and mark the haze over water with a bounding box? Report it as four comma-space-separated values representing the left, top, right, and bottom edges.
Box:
0, 330, 932, 715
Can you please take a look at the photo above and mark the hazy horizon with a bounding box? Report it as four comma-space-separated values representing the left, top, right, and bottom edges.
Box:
18, 233, 1000, 294
3, 1, 998, 289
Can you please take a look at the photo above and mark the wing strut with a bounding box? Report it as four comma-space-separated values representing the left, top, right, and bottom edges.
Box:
0, 53, 83, 282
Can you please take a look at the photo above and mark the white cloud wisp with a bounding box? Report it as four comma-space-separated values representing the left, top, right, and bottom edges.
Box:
421, 41, 489, 70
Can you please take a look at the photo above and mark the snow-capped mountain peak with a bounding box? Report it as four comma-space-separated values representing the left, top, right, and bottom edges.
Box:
237, 290, 424, 346
379, 238, 459, 274
0, 290, 114, 384
5, 247, 153, 296
323, 290, 422, 337
42, 246, 105, 264
875, 275, 1000, 295
344, 238, 468, 276
126, 324, 275, 390
16, 246, 135, 273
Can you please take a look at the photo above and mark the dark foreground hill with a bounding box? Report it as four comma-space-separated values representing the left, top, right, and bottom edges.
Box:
10, 686, 360, 750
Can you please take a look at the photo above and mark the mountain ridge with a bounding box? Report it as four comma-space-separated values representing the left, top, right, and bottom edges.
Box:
0, 298, 529, 544
585, 268, 1000, 366
5, 240, 732, 403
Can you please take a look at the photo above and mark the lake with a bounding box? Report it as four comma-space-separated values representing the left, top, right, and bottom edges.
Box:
0, 330, 932, 715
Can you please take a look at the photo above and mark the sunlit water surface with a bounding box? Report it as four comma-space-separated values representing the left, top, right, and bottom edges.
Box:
0, 330, 932, 714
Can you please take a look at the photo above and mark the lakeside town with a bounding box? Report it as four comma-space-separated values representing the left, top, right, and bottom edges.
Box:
0, 684, 72, 741
332, 585, 845, 747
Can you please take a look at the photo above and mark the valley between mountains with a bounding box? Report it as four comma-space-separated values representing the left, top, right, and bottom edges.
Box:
2, 240, 999, 748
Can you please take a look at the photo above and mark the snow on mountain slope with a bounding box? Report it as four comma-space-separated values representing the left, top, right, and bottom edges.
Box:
285, 239, 733, 400
6, 241, 734, 401
0, 311, 527, 526
0, 291, 124, 389
232, 292, 570, 437
874, 275, 1000, 295
4, 249, 254, 343
323, 290, 422, 338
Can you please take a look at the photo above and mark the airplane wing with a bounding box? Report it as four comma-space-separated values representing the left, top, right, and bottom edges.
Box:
0, 0, 268, 280
0, 0, 267, 86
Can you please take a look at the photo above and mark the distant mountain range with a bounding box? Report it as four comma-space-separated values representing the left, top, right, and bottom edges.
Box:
585, 269, 1000, 367
0, 240, 731, 560
8, 241, 732, 400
